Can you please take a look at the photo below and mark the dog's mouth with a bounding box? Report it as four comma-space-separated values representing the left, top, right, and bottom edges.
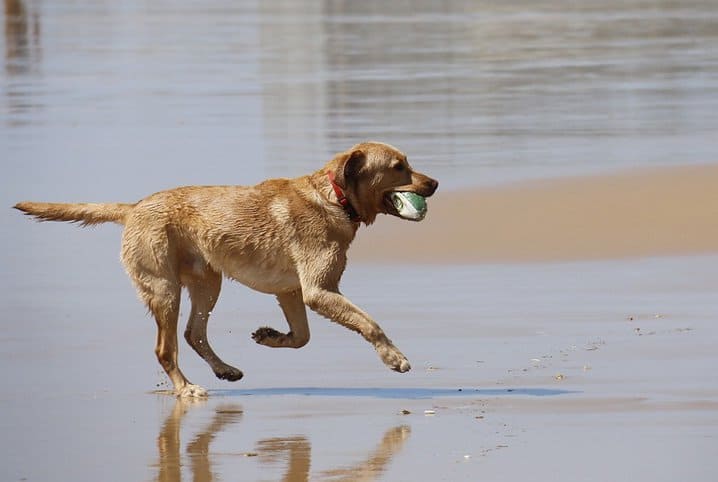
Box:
383, 191, 428, 221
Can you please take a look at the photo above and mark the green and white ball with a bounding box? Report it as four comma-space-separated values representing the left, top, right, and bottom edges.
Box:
391, 192, 428, 221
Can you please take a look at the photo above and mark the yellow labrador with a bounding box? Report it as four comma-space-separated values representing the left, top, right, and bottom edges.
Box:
15, 142, 438, 397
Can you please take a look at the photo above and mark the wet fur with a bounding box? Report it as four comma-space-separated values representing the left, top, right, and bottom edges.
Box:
14, 142, 438, 397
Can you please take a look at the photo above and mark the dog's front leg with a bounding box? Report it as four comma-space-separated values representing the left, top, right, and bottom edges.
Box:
252, 290, 310, 349
302, 285, 411, 373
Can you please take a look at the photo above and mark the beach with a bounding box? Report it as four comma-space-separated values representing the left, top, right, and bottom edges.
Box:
3, 171, 716, 481
2, 1, 717, 480
353, 164, 718, 263
1, 253, 716, 481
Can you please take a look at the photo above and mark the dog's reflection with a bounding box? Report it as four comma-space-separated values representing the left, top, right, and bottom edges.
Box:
255, 436, 312, 482
155, 399, 244, 482
318, 425, 411, 481
154, 398, 411, 482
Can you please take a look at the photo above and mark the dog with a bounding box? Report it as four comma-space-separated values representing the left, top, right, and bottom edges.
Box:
15, 142, 438, 397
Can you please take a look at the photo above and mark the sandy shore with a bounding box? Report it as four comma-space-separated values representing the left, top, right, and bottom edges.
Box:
353, 164, 718, 263
3, 252, 717, 481
4, 1, 716, 478
3, 165, 717, 481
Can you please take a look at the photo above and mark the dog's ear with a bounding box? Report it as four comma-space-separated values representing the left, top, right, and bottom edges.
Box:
335, 149, 366, 188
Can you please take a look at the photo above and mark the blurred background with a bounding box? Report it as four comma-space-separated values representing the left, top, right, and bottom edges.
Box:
2, 0, 716, 204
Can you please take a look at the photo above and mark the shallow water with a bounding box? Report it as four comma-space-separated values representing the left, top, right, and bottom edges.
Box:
2, 0, 717, 199
1, 256, 717, 481
219, 386, 574, 398
2, 1, 718, 481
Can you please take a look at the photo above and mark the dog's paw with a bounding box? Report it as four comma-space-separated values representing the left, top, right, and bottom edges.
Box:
376, 345, 411, 373
252, 326, 283, 344
214, 365, 244, 382
392, 358, 411, 373
176, 383, 209, 398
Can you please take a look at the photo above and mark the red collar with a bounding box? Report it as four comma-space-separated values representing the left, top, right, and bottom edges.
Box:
327, 171, 361, 223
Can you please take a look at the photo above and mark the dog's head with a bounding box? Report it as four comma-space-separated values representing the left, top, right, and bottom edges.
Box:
330, 142, 438, 225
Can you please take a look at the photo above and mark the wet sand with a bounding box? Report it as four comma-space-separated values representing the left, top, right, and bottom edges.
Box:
3, 162, 718, 482
3, 0, 718, 480
353, 163, 718, 263
2, 253, 716, 481
4, 155, 718, 482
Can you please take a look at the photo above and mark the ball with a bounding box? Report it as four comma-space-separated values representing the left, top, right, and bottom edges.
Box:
391, 192, 427, 221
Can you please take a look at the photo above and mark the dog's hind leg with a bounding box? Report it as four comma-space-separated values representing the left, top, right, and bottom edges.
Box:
122, 220, 207, 398
143, 278, 207, 398
183, 268, 244, 382
252, 290, 310, 349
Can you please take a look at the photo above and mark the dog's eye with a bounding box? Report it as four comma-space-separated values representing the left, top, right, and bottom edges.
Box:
393, 162, 405, 172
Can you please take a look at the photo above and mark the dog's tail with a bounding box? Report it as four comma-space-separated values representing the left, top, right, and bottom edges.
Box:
13, 201, 135, 226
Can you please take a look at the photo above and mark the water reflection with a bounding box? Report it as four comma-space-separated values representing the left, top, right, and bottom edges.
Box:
4, 0, 40, 74
153, 399, 411, 482
255, 436, 311, 482
318, 425, 410, 482
255, 426, 410, 482
155, 400, 244, 482
4, 0, 42, 129
2, 0, 715, 192
258, 0, 718, 181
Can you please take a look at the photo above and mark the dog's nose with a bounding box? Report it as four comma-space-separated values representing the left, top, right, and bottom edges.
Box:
428, 178, 439, 195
